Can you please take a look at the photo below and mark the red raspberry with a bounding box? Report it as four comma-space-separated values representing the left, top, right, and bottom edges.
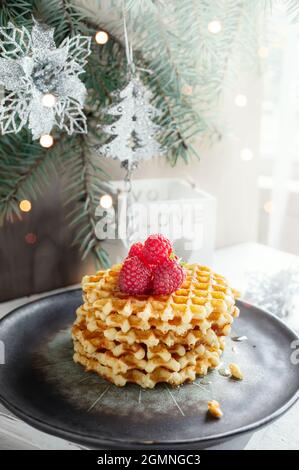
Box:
128, 242, 144, 259
153, 259, 185, 295
119, 256, 152, 295
143, 234, 172, 266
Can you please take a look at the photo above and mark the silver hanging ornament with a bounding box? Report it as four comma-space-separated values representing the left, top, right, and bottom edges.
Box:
96, 76, 163, 172
0, 18, 91, 139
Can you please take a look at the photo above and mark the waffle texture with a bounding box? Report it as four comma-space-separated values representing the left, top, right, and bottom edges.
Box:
72, 263, 239, 388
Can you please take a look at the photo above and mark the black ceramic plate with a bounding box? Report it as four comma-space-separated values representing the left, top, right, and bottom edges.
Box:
0, 290, 298, 449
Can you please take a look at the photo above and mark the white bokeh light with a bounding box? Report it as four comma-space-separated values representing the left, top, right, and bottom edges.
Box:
42, 93, 56, 108
39, 134, 54, 148
235, 94, 248, 107
95, 31, 109, 45
208, 20, 222, 34
240, 148, 254, 161
264, 200, 274, 214
100, 194, 113, 209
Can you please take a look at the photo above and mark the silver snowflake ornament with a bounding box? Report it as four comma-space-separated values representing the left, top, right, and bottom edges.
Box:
0, 19, 91, 139
244, 265, 299, 318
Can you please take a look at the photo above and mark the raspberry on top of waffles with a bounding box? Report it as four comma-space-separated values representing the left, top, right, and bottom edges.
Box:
119, 234, 186, 296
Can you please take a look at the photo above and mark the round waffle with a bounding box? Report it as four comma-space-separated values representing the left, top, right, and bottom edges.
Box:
72, 263, 239, 388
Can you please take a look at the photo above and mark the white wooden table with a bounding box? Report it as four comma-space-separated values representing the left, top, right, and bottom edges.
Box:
0, 243, 298, 450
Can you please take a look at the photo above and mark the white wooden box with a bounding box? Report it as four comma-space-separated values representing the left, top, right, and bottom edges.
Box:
101, 178, 216, 265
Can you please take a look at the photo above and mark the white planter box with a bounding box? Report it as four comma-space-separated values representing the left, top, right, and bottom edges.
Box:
101, 178, 216, 266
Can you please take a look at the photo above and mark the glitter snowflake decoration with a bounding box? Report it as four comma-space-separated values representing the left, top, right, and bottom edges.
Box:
245, 265, 299, 318
0, 19, 91, 139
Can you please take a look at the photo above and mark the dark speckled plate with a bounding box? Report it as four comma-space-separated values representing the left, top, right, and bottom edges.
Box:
0, 290, 298, 449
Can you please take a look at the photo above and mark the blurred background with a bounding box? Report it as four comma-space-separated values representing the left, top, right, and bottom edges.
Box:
1, 1, 299, 301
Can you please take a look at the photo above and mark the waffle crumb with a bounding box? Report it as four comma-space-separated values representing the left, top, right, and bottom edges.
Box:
229, 362, 244, 380
208, 400, 223, 418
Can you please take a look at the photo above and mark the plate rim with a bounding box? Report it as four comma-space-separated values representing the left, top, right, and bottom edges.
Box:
0, 291, 298, 448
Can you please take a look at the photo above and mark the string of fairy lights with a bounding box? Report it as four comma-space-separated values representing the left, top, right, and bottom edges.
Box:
18, 19, 272, 246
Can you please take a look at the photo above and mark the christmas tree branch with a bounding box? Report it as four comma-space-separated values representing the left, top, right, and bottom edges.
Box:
0, 0, 32, 26
61, 134, 109, 267
61, 0, 76, 35
0, 132, 59, 224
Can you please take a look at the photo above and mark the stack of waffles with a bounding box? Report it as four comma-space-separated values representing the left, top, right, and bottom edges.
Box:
72, 263, 239, 388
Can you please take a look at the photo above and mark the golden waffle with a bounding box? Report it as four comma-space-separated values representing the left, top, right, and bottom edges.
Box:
73, 342, 219, 388
73, 349, 199, 388
73, 326, 222, 372
72, 263, 239, 388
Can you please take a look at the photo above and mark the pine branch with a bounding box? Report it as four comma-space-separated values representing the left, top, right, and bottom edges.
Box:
123, 0, 223, 155
0, 0, 32, 27
31, 0, 90, 43
61, 0, 76, 36
0, 131, 60, 224
279, 0, 299, 23
61, 134, 110, 267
